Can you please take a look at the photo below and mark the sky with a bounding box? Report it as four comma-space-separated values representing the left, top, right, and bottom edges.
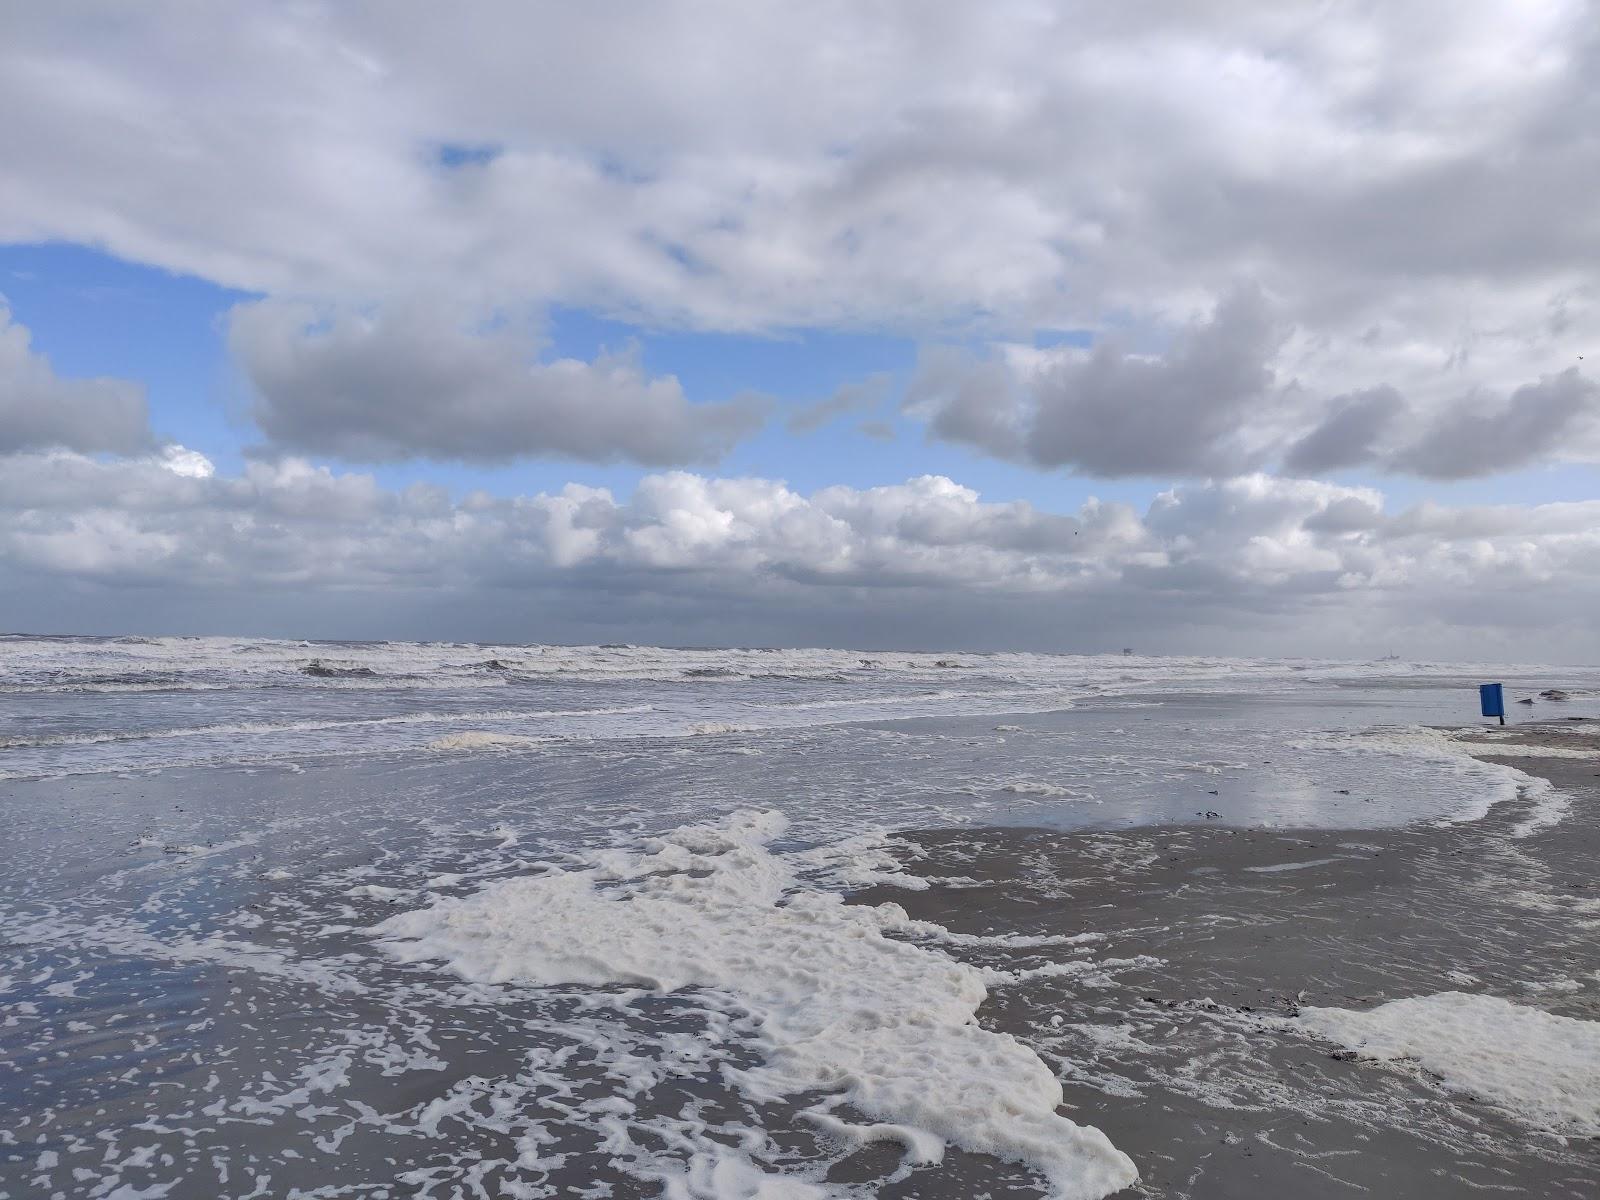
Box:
2, 1, 1599, 659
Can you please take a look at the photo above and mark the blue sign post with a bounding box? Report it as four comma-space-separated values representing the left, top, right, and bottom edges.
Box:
1479, 683, 1505, 726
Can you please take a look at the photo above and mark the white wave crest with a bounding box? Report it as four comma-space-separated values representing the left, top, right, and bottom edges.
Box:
426, 732, 554, 752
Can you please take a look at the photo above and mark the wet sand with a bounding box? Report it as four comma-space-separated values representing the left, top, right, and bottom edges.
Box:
852, 722, 1600, 1197
5, 722, 1598, 1198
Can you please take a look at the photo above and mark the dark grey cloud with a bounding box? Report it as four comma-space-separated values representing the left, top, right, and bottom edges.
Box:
1302, 495, 1384, 535
231, 302, 768, 466
908, 350, 1017, 464
1390, 369, 1600, 480
1281, 370, 1600, 480
906, 348, 1027, 459
1025, 288, 1281, 476
909, 297, 1600, 481
1283, 387, 1405, 476
910, 288, 1287, 477
0, 303, 151, 455
857, 420, 895, 441
787, 375, 890, 434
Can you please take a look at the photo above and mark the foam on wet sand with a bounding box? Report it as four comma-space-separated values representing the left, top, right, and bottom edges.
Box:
1301, 992, 1600, 1135
373, 809, 1139, 1200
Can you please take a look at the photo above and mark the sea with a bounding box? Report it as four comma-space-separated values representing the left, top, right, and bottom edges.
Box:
3, 634, 1598, 1198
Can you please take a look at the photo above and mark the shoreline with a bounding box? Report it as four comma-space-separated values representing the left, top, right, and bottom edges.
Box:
850, 722, 1600, 1196
5, 721, 1597, 1199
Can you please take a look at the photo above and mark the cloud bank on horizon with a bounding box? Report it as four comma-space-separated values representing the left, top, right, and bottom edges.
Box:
1, 1, 1598, 657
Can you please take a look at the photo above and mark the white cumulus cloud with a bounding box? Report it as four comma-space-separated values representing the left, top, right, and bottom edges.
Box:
3, 2, 1599, 478
3, 452, 1599, 658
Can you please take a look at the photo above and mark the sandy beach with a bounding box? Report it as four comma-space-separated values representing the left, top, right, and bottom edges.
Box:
851, 723, 1600, 1196
5, 639, 1600, 1199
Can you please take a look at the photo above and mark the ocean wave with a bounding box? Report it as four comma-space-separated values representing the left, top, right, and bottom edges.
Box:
0, 680, 239, 695
0, 704, 657, 750
752, 689, 961, 711
427, 732, 555, 752
297, 674, 511, 691
13, 636, 1575, 706
999, 779, 1093, 798
300, 660, 379, 679
0, 673, 515, 695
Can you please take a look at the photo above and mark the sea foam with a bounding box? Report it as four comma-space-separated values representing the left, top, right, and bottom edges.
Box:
1301, 992, 1600, 1135
373, 810, 1138, 1199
